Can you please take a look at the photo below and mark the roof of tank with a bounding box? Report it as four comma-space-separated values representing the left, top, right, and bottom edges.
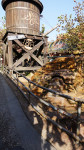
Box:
1, 0, 43, 13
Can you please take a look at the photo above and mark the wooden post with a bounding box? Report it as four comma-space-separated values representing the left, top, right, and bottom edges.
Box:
3, 43, 6, 67
16, 72, 19, 86
8, 41, 13, 69
76, 102, 82, 137
2, 32, 47, 72
43, 38, 48, 64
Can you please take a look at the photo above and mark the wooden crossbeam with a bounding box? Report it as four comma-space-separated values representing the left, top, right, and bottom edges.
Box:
8, 34, 25, 41
13, 51, 43, 68
30, 52, 43, 66
32, 44, 44, 66
14, 39, 44, 53
13, 39, 44, 67
15, 66, 41, 71
12, 53, 28, 68
14, 39, 26, 50
31, 41, 44, 53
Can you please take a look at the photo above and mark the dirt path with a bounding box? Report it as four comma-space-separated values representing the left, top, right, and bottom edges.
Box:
4, 74, 84, 150
0, 73, 56, 150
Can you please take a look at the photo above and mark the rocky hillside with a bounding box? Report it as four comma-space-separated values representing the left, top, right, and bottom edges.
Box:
31, 55, 84, 112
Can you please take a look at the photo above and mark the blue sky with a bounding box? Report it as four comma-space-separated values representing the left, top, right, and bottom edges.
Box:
0, 0, 83, 41
40, 0, 83, 40
0, 1, 5, 17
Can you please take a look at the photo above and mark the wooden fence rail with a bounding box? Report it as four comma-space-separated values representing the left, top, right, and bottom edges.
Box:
3, 66, 84, 143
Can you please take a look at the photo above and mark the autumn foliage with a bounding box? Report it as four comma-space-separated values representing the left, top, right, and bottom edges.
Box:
57, 0, 84, 53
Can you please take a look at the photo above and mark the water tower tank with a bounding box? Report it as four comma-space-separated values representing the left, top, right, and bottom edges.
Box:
2, 0, 43, 35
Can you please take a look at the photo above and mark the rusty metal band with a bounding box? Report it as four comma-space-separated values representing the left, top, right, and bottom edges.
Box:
2, 0, 43, 13
7, 27, 39, 32
6, 7, 40, 15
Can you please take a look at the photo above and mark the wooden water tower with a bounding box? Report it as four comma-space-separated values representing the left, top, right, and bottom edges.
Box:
2, 0, 48, 71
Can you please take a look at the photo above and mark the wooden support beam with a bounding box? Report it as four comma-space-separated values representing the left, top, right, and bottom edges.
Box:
3, 43, 6, 66
43, 39, 48, 64
13, 53, 28, 68
14, 39, 44, 53
30, 53, 44, 66
15, 66, 41, 71
14, 40, 44, 67
8, 41, 13, 68
8, 34, 25, 41
31, 41, 44, 53
14, 39, 26, 50
13, 51, 43, 68
43, 25, 59, 37
8, 33, 43, 41
26, 35, 43, 40
32, 44, 43, 66
6, 53, 8, 64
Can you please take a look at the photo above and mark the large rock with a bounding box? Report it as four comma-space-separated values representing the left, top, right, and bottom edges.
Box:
18, 72, 34, 91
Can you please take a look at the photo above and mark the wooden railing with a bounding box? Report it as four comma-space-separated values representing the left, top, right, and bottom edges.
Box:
3, 66, 84, 143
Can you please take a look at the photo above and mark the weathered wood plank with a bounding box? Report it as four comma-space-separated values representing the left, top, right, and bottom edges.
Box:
8, 34, 25, 41
12, 53, 29, 68
13, 51, 43, 68
14, 39, 25, 50
14, 39, 44, 53
26, 35, 43, 40
14, 39, 44, 66
30, 53, 44, 66
15, 66, 41, 71
8, 41, 13, 68
6, 53, 8, 64
31, 41, 44, 53
3, 43, 7, 65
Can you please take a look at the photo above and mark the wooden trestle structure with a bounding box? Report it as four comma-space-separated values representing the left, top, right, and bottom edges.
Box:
2, 0, 58, 72
2, 0, 47, 72
2, 32, 48, 71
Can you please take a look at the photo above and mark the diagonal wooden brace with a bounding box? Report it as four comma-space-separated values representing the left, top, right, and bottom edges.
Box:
13, 39, 44, 68
14, 39, 44, 53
